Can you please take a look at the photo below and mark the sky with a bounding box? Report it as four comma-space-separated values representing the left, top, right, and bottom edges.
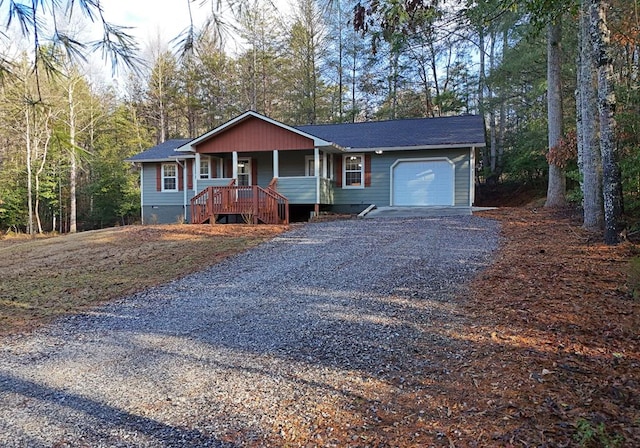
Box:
0, 0, 289, 85
91, 0, 289, 83
100, 0, 290, 52
100, 0, 214, 51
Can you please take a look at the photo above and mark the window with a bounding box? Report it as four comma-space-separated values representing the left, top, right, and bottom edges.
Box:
305, 155, 324, 177
200, 158, 211, 179
237, 158, 251, 186
162, 163, 178, 191
343, 154, 364, 188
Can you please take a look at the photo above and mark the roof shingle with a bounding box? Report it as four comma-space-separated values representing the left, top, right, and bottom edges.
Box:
296, 115, 485, 149
127, 115, 485, 162
126, 139, 191, 162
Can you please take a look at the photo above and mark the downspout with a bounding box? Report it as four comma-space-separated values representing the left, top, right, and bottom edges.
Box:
470, 146, 476, 206
175, 159, 187, 223
138, 163, 144, 224
314, 147, 320, 216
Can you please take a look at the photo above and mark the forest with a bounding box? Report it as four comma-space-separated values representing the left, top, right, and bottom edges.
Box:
0, 0, 637, 239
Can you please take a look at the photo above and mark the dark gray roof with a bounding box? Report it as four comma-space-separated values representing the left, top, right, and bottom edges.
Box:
126, 139, 191, 162
127, 115, 485, 162
296, 115, 486, 149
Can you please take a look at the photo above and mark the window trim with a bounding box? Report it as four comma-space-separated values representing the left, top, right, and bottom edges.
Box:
305, 155, 324, 177
161, 163, 178, 192
237, 158, 252, 186
342, 154, 365, 189
199, 158, 211, 179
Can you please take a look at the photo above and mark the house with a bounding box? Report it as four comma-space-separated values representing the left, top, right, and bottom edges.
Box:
126, 111, 486, 224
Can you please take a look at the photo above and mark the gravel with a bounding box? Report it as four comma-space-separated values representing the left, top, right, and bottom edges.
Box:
0, 216, 499, 447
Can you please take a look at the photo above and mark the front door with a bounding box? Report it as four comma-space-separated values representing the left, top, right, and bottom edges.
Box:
237, 158, 251, 186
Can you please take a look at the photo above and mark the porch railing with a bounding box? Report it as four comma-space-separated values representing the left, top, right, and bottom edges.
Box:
190, 183, 289, 225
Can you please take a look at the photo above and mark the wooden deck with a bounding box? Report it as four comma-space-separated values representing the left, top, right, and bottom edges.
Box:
190, 182, 289, 225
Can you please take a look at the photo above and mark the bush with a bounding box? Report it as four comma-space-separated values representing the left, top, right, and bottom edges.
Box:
574, 419, 624, 448
629, 256, 640, 299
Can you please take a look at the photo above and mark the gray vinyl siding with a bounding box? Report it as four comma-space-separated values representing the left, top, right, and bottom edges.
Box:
139, 148, 472, 223
141, 164, 187, 207
278, 150, 311, 177
332, 148, 471, 207
275, 177, 317, 203
197, 178, 235, 189
252, 152, 274, 186
140, 163, 192, 224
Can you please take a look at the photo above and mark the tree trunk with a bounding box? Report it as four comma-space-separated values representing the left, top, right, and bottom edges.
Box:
477, 27, 489, 174
498, 26, 508, 173
590, 0, 623, 244
545, 20, 567, 208
68, 81, 78, 233
489, 31, 497, 174
337, 0, 344, 121
25, 105, 34, 236
578, 0, 603, 230
34, 109, 53, 235
350, 44, 357, 123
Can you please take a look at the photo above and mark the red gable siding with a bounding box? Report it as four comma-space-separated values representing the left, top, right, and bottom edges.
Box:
195, 116, 315, 153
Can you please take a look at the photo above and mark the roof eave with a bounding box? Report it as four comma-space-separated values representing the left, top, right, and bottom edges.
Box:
176, 111, 335, 151
126, 155, 196, 163
348, 143, 486, 152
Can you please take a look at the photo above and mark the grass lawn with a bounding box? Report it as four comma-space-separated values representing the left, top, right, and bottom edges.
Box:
0, 224, 286, 335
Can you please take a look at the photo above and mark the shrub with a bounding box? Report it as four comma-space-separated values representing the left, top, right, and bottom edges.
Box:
629, 256, 640, 299
574, 419, 623, 448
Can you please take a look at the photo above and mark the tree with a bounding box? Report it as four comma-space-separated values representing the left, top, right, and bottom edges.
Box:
87, 103, 148, 227
590, 0, 622, 244
235, 1, 286, 119
577, 0, 603, 230
545, 19, 567, 207
1, 1, 141, 90
283, 0, 329, 124
144, 49, 181, 143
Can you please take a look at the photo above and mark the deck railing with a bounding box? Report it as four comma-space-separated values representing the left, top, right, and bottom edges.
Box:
190, 183, 289, 225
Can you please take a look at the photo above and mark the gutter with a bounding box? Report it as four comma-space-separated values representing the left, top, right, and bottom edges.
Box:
347, 143, 487, 153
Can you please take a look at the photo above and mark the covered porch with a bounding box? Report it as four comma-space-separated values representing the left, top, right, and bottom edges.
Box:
175, 111, 342, 224
189, 147, 336, 224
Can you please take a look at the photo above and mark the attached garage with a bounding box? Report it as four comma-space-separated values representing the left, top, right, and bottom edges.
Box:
391, 158, 455, 206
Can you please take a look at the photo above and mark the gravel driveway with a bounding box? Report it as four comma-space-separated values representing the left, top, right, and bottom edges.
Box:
0, 216, 499, 447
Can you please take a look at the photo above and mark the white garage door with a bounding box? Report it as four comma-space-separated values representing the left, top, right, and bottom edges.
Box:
392, 159, 454, 206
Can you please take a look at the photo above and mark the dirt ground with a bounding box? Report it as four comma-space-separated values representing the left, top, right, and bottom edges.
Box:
0, 224, 284, 334
430, 207, 639, 446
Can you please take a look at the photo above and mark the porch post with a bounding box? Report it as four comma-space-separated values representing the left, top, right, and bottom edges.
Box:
273, 150, 279, 178
314, 147, 321, 213
322, 150, 328, 178
232, 151, 238, 181
195, 153, 200, 195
